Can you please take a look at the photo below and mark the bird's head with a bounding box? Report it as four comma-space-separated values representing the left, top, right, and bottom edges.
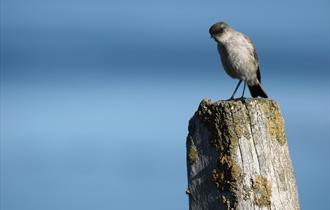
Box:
209, 21, 232, 43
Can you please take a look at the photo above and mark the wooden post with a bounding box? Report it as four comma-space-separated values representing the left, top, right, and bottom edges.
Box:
186, 99, 300, 210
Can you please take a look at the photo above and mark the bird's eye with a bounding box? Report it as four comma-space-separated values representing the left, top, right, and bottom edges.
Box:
219, 28, 224, 33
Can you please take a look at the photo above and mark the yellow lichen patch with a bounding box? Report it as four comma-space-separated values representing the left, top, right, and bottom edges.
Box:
253, 175, 272, 206
214, 101, 251, 152
228, 101, 251, 141
219, 155, 241, 183
261, 101, 286, 145
222, 195, 232, 210
188, 142, 198, 164
211, 155, 242, 197
197, 99, 213, 124
212, 169, 225, 190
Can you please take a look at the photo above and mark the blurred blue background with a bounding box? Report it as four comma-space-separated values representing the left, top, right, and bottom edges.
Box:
1, 0, 329, 209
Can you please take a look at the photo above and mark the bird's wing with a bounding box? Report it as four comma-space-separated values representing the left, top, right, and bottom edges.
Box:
256, 67, 261, 83
243, 34, 259, 64
243, 34, 261, 82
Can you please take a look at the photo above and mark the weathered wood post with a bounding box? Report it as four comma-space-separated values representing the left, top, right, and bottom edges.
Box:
186, 98, 300, 210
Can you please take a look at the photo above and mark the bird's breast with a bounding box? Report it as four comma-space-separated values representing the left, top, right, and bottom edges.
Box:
218, 37, 258, 80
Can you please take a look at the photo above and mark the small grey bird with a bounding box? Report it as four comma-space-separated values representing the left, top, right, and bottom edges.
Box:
209, 21, 268, 99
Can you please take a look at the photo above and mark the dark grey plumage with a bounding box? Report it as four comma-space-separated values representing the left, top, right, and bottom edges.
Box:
209, 21, 268, 98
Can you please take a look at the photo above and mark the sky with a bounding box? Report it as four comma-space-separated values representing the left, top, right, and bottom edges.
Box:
1, 0, 329, 209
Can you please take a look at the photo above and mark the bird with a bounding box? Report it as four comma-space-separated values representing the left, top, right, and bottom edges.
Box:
209, 21, 268, 99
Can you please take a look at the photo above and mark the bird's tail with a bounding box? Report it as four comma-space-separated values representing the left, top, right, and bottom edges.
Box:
248, 83, 268, 98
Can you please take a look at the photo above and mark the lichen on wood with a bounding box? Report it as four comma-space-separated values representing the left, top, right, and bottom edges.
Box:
196, 99, 252, 208
186, 98, 300, 210
188, 137, 198, 164
259, 100, 286, 145
253, 175, 272, 206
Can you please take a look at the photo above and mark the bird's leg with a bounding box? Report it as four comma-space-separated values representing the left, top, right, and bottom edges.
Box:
240, 81, 246, 99
229, 80, 242, 100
